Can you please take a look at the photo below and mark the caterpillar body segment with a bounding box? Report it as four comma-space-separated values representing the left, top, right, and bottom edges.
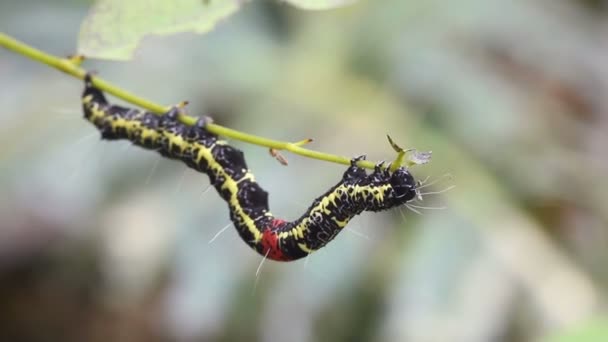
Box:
82, 75, 418, 261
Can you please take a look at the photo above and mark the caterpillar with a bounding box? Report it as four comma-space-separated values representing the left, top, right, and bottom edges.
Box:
82, 74, 419, 261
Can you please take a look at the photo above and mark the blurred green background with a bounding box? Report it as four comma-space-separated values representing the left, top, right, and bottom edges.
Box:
1, 0, 608, 341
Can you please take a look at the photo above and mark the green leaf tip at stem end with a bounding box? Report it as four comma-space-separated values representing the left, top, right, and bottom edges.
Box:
387, 134, 432, 171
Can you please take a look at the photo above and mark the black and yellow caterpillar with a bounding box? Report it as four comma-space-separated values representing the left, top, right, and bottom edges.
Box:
82, 75, 419, 261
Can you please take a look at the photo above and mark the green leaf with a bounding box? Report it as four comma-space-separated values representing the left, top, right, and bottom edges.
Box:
282, 0, 357, 10
545, 318, 608, 342
78, 0, 248, 60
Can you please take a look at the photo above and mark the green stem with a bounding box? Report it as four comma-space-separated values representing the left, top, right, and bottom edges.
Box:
0, 32, 379, 169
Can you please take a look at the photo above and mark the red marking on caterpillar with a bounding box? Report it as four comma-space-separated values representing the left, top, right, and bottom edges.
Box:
261, 230, 288, 261
270, 218, 287, 229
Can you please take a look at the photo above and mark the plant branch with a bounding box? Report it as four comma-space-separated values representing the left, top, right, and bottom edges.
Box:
0, 32, 408, 170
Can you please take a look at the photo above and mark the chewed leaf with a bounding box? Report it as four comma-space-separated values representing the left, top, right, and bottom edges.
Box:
387, 135, 431, 169
406, 150, 432, 166
282, 0, 358, 10
78, 0, 248, 60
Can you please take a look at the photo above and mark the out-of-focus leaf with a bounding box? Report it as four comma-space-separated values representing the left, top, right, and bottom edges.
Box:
78, 0, 248, 60
282, 0, 357, 10
545, 318, 608, 342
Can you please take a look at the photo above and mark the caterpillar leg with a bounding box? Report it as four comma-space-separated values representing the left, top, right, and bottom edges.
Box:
369, 161, 391, 184
163, 106, 180, 120
83, 71, 96, 84
195, 116, 214, 128
343, 155, 367, 183
350, 154, 366, 166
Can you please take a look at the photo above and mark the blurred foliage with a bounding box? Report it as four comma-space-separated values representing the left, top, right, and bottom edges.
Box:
1, 0, 608, 341
79, 0, 248, 60
281, 0, 357, 10
546, 318, 608, 342
78, 0, 357, 60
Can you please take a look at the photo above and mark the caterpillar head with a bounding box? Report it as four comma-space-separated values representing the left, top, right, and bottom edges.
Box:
359, 164, 418, 212
388, 167, 417, 206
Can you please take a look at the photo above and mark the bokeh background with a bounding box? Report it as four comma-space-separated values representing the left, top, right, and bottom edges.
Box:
1, 0, 608, 341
